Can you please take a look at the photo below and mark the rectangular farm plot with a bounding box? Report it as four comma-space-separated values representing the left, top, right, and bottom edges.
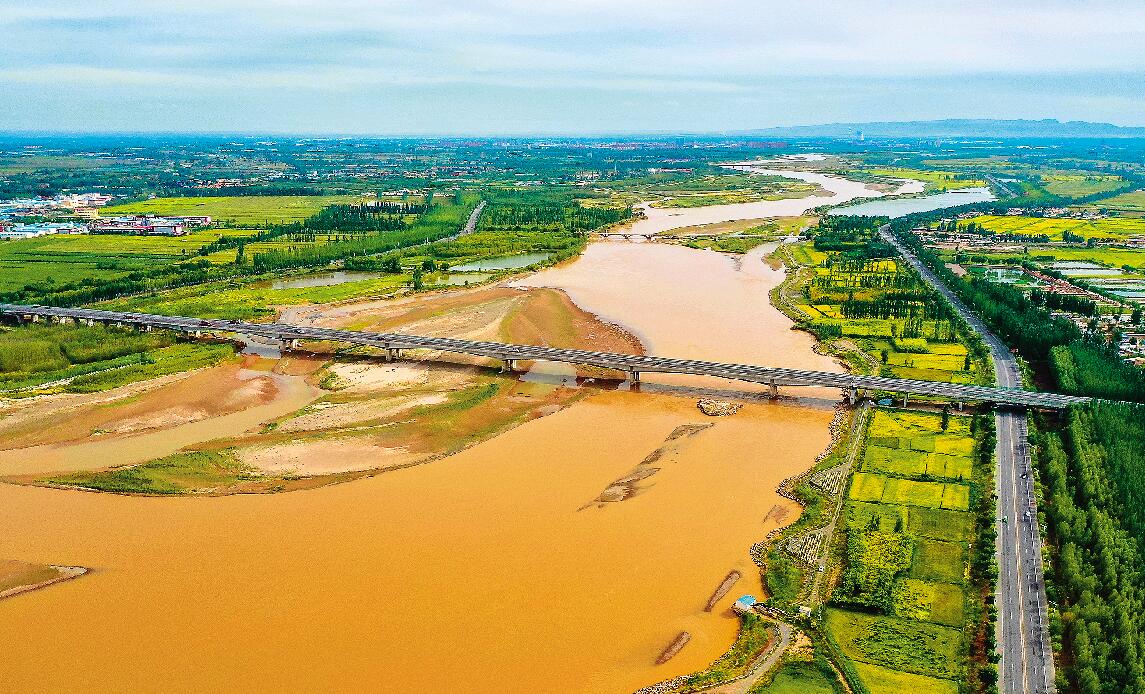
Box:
932, 436, 975, 456
910, 538, 966, 583
825, 609, 964, 681
851, 661, 960, 694
882, 478, 945, 507
849, 473, 888, 502
848, 501, 908, 533
909, 507, 974, 542
894, 578, 966, 627
940, 484, 971, 511
924, 453, 973, 481
862, 445, 928, 477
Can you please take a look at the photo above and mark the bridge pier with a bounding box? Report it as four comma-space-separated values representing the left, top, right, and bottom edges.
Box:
902, 393, 909, 408
957, 401, 963, 411
629, 370, 641, 383
769, 382, 779, 399
282, 338, 298, 351
502, 359, 516, 373
849, 387, 858, 404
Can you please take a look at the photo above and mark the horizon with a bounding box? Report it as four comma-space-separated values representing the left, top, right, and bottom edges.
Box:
5, 1, 1145, 134
3, 117, 1145, 141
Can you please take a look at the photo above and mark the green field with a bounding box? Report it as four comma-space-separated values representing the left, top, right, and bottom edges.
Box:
850, 661, 959, 694
0, 227, 254, 292
965, 214, 1145, 241
0, 323, 233, 395
907, 506, 974, 542
1084, 188, 1145, 212
103, 272, 411, 320
910, 538, 966, 583
829, 408, 983, 694
781, 234, 989, 388
750, 661, 840, 694
826, 609, 963, 680
100, 195, 363, 225
956, 245, 1145, 274
867, 168, 986, 191
893, 578, 964, 626
1041, 174, 1124, 199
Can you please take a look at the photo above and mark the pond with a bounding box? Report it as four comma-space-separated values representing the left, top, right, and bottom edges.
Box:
449, 252, 554, 272
426, 272, 491, 287
828, 187, 996, 218
1051, 262, 1124, 277
271, 271, 385, 289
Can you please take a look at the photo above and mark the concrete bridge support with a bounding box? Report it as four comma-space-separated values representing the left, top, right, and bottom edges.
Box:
629, 370, 641, 383
770, 382, 779, 399
902, 393, 909, 408
502, 359, 517, 373
282, 338, 298, 351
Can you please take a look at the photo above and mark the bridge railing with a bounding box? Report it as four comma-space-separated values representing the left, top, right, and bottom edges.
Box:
0, 303, 1090, 409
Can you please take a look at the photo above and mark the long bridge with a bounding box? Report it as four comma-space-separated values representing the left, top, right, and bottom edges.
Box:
0, 303, 1091, 410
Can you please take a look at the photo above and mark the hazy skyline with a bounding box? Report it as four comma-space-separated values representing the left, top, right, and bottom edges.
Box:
4, 0, 1145, 134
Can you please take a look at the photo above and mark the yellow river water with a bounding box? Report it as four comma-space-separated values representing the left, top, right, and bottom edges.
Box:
0, 171, 886, 693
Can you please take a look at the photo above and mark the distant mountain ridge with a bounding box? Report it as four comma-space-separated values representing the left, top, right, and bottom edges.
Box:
743, 119, 1145, 139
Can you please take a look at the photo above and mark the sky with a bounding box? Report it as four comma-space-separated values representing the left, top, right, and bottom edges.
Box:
3, 0, 1145, 135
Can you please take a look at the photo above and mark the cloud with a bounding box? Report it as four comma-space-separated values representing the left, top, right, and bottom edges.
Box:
2, 1, 1145, 132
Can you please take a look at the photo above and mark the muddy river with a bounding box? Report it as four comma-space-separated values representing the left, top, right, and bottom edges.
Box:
0, 168, 894, 693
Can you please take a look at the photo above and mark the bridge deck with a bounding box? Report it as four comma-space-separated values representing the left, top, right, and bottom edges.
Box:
0, 303, 1090, 409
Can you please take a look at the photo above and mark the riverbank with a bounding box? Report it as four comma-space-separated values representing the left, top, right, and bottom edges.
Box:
0, 285, 640, 495
0, 168, 903, 692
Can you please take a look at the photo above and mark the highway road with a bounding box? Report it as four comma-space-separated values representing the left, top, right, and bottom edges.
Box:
881, 226, 1056, 694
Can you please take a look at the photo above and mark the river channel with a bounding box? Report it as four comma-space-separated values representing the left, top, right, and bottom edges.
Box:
0, 166, 898, 692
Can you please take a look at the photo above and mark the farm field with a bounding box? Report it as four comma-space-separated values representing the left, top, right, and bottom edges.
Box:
100, 195, 364, 225
1080, 188, 1145, 212
826, 408, 985, 694
750, 660, 840, 694
777, 235, 989, 388
1041, 174, 1124, 199
0, 322, 233, 395
0, 228, 256, 292
867, 168, 986, 191
964, 214, 1145, 241
952, 246, 1145, 273
103, 273, 411, 320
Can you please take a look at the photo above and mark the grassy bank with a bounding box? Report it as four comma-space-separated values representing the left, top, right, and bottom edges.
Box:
0, 323, 233, 396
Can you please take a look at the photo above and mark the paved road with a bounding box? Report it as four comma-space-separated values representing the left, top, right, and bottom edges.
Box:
880, 226, 1056, 694
809, 402, 871, 604
985, 174, 1019, 199
700, 620, 793, 694
455, 200, 486, 238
